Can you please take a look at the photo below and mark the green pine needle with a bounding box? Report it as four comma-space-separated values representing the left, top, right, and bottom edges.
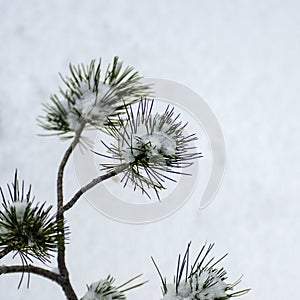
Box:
0, 171, 67, 265
81, 274, 147, 300
37, 56, 152, 140
152, 242, 250, 299
95, 98, 202, 200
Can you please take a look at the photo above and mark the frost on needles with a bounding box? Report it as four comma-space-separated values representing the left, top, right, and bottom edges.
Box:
96, 99, 202, 200
152, 243, 250, 300
81, 274, 146, 300
37, 56, 151, 140
0, 171, 64, 266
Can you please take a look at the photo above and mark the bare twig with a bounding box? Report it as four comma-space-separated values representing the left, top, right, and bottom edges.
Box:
0, 264, 81, 299
0, 265, 61, 285
59, 163, 129, 215
0, 246, 12, 259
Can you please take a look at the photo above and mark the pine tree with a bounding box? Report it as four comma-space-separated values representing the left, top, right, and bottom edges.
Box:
0, 57, 249, 300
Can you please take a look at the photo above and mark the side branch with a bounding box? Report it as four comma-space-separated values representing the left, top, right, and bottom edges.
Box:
0, 246, 12, 259
60, 164, 129, 215
0, 265, 62, 285
57, 122, 86, 212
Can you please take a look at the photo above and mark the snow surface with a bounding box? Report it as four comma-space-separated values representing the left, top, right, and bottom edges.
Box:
1, 1, 300, 300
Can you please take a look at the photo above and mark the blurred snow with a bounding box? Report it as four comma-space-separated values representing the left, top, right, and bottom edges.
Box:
1, 0, 300, 299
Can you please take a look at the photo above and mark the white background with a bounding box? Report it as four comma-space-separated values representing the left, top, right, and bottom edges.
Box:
1, 1, 299, 299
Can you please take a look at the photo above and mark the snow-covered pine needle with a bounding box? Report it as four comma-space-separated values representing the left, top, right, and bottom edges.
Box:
152, 242, 250, 300
81, 274, 147, 300
0, 171, 66, 266
38, 56, 152, 141
95, 98, 202, 200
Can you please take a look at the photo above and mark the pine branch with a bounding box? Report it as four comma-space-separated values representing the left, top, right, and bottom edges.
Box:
0, 172, 64, 265
57, 122, 86, 214
0, 264, 81, 299
56, 123, 85, 300
153, 242, 250, 299
37, 57, 152, 140
81, 274, 147, 300
0, 246, 13, 259
0, 265, 61, 285
59, 163, 129, 215
99, 98, 202, 200
56, 122, 84, 276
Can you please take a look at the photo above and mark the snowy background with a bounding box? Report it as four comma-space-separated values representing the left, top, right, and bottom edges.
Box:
1, 0, 300, 299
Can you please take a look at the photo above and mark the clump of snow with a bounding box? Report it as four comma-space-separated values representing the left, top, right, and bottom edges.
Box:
66, 82, 117, 131
121, 118, 177, 165
12, 201, 28, 222
162, 284, 190, 300
67, 112, 81, 131
162, 269, 228, 300
81, 278, 124, 300
0, 201, 29, 238
0, 226, 9, 235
